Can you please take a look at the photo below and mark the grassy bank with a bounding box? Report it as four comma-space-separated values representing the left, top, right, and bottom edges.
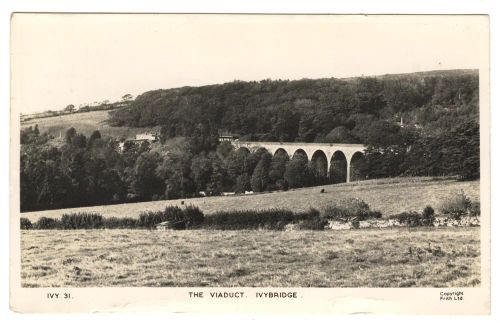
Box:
21, 227, 480, 287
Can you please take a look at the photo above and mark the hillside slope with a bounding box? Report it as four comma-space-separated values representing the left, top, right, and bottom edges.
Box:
107, 69, 479, 143
21, 109, 156, 140
21, 178, 479, 221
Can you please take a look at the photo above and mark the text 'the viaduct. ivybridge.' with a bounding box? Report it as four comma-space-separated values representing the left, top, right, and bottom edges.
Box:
231, 141, 366, 183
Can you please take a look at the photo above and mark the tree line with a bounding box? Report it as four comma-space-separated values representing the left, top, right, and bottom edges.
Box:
21, 126, 336, 212
20, 117, 478, 213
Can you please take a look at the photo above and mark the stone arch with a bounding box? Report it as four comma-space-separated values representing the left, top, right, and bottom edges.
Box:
329, 150, 347, 184
292, 148, 308, 160
274, 148, 289, 158
310, 150, 329, 184
254, 147, 271, 155
349, 151, 367, 182
236, 147, 251, 155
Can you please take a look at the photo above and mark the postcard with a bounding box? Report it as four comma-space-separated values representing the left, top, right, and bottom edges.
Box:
10, 14, 490, 314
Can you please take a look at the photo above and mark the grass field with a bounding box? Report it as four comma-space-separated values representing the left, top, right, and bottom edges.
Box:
21, 227, 480, 287
21, 178, 480, 222
21, 110, 156, 139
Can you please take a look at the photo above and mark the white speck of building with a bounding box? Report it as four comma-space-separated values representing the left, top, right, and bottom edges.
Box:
135, 133, 157, 141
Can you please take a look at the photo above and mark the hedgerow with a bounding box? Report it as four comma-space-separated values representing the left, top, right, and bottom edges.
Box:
60, 212, 104, 229
202, 208, 322, 230
137, 205, 205, 229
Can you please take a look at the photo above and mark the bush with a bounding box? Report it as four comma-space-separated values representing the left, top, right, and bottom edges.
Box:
469, 201, 480, 217
34, 217, 60, 229
137, 210, 167, 229
20, 217, 32, 230
421, 206, 436, 226
391, 211, 422, 227
391, 206, 436, 227
137, 205, 205, 229
439, 191, 471, 219
295, 217, 328, 230
103, 217, 138, 229
182, 205, 205, 228
204, 208, 293, 230
203, 208, 321, 230
60, 212, 104, 229
321, 198, 380, 222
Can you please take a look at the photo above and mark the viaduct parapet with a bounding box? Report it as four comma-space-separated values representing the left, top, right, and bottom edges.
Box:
231, 141, 366, 183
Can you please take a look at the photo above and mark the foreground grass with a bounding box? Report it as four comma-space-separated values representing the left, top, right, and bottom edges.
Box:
21, 227, 480, 287
21, 178, 479, 222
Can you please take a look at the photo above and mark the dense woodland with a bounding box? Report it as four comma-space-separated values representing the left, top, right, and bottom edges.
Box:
21, 70, 480, 212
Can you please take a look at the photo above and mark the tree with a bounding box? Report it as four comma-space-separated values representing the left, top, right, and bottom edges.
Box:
234, 173, 251, 193
269, 151, 289, 184
88, 130, 102, 147
250, 153, 272, 192
191, 152, 213, 192
158, 148, 195, 199
225, 149, 249, 180
121, 94, 133, 101
131, 152, 163, 200
206, 153, 228, 195
284, 154, 309, 188
355, 77, 386, 115
325, 126, 359, 143
245, 148, 269, 175
216, 141, 234, 159
365, 120, 402, 147
443, 120, 479, 180
65, 127, 77, 144
64, 104, 76, 113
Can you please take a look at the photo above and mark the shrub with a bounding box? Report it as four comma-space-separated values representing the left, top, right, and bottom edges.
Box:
391, 211, 422, 227
162, 206, 186, 229
295, 217, 328, 230
34, 217, 60, 229
103, 217, 138, 229
203, 208, 321, 230
294, 209, 327, 230
421, 206, 436, 226
20, 217, 32, 230
137, 210, 168, 229
391, 206, 435, 227
60, 212, 104, 229
366, 210, 383, 219
181, 205, 205, 228
469, 201, 480, 217
321, 198, 380, 222
137, 205, 205, 229
439, 190, 471, 219
204, 208, 294, 230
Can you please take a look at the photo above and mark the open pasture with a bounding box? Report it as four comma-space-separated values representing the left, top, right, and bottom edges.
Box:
21, 227, 480, 288
21, 178, 480, 222
21, 110, 156, 140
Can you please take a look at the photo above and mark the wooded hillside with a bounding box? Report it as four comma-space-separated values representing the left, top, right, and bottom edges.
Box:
108, 69, 479, 144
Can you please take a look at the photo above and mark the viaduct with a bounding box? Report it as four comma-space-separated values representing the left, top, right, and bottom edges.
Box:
230, 141, 366, 183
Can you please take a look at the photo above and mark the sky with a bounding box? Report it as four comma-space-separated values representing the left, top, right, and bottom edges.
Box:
11, 14, 488, 114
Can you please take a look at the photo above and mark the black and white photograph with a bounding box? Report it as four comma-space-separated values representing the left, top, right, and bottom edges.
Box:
9, 13, 490, 314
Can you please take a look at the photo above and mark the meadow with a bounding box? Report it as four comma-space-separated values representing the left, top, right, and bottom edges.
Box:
21, 178, 480, 222
21, 109, 156, 140
21, 227, 480, 287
